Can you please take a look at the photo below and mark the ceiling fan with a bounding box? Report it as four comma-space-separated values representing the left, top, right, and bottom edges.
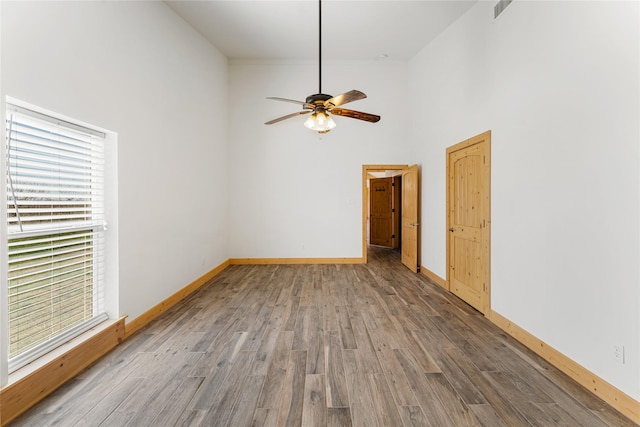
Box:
264, 0, 381, 134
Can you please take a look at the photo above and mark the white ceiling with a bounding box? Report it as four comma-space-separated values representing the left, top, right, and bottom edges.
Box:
165, 1, 477, 61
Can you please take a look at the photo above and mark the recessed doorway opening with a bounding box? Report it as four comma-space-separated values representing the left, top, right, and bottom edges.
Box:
362, 164, 420, 272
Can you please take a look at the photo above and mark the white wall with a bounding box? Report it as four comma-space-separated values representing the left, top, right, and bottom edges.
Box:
1, 1, 229, 324
409, 1, 639, 400
228, 60, 411, 258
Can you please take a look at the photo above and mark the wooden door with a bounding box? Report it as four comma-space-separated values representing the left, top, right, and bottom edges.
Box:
447, 131, 491, 314
392, 175, 401, 249
369, 177, 393, 247
401, 165, 419, 272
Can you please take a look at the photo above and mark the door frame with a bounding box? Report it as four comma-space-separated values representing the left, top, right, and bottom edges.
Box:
446, 131, 491, 314
361, 164, 408, 264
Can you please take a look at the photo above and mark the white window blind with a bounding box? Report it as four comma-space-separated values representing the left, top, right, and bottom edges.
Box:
5, 103, 108, 371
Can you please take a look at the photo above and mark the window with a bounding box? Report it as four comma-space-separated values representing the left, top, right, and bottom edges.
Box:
5, 103, 108, 372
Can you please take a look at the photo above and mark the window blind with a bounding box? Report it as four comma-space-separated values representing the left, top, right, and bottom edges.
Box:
5, 104, 107, 371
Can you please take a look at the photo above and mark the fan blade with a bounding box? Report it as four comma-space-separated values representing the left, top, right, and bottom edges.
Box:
324, 90, 367, 108
266, 97, 314, 108
330, 108, 380, 123
265, 110, 311, 125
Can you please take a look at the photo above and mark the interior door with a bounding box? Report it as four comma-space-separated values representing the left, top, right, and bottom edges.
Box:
392, 175, 401, 249
447, 131, 491, 314
369, 177, 393, 247
401, 165, 419, 272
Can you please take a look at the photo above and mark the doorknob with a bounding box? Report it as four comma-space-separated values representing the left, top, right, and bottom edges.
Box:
411, 222, 420, 227
449, 227, 454, 232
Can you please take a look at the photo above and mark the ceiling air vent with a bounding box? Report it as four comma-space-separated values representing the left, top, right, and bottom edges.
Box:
494, 0, 513, 19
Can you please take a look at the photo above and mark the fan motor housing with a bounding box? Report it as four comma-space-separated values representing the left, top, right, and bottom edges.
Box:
306, 93, 333, 105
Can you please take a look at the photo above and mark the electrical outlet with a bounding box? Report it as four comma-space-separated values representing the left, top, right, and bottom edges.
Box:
613, 344, 625, 364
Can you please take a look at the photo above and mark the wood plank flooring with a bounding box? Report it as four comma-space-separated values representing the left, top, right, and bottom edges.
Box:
9, 246, 637, 426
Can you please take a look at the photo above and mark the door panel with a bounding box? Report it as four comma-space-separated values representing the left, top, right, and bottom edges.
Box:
401, 165, 419, 272
392, 176, 401, 249
447, 131, 491, 314
370, 177, 393, 247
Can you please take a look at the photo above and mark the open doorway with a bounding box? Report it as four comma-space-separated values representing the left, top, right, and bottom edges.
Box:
362, 164, 419, 272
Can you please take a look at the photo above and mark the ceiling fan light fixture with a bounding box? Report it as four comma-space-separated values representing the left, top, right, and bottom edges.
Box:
264, 0, 380, 131
304, 111, 336, 133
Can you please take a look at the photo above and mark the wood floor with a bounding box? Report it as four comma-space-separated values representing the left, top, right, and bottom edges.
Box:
10, 246, 636, 426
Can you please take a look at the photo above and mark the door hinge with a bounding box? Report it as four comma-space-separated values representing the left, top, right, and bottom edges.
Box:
392, 234, 395, 238
392, 182, 395, 186
483, 283, 486, 292
392, 208, 395, 213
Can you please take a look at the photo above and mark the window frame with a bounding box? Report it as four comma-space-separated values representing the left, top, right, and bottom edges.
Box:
3, 99, 115, 375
